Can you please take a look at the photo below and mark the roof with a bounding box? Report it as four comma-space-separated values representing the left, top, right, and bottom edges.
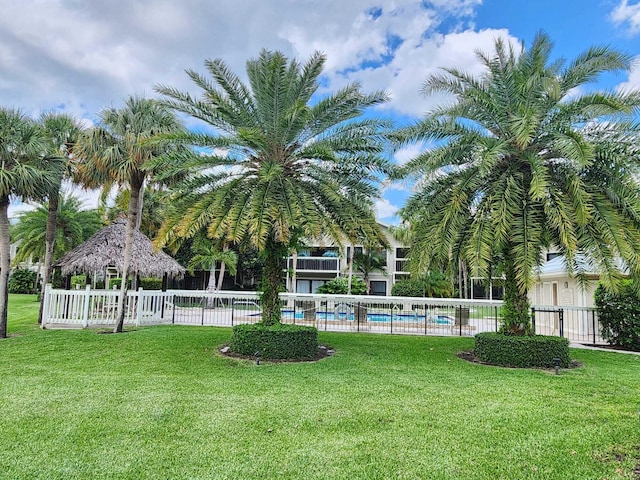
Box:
536, 254, 626, 278
55, 219, 185, 279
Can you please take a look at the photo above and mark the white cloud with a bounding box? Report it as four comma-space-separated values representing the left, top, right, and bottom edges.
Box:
394, 142, 428, 165
610, 0, 640, 36
616, 55, 640, 91
375, 197, 399, 220
0, 0, 492, 120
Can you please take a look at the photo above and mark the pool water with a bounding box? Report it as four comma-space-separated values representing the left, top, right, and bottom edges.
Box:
282, 310, 454, 324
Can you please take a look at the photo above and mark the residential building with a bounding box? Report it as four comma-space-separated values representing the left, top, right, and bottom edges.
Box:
285, 224, 409, 295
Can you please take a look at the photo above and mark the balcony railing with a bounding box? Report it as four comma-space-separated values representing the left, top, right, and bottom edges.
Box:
286, 256, 340, 272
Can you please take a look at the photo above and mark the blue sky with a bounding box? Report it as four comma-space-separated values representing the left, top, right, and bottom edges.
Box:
2, 0, 640, 221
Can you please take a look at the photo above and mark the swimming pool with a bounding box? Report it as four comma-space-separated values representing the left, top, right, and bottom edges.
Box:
282, 310, 454, 324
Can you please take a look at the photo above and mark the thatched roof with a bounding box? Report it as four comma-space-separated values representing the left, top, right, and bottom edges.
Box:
55, 219, 185, 278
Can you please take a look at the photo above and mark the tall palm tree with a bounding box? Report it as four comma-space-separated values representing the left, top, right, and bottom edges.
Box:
37, 112, 84, 323
154, 50, 390, 325
397, 32, 640, 334
11, 195, 102, 265
74, 96, 183, 333
0, 108, 53, 338
353, 249, 387, 294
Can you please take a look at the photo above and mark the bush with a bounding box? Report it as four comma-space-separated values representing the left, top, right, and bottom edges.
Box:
230, 323, 319, 359
391, 272, 452, 298
474, 332, 570, 368
316, 277, 366, 295
71, 275, 87, 289
8, 268, 38, 294
140, 277, 163, 290
595, 282, 640, 351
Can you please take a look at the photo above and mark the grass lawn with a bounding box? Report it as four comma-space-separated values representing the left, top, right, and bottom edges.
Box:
1, 294, 639, 479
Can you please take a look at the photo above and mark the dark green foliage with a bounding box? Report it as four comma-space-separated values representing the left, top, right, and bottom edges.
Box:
230, 322, 319, 359
391, 272, 452, 297
317, 277, 367, 295
140, 277, 163, 290
594, 282, 640, 351
8, 268, 38, 294
474, 332, 570, 368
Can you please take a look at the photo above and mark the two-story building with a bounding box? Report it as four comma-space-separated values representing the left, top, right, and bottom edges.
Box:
285, 223, 410, 295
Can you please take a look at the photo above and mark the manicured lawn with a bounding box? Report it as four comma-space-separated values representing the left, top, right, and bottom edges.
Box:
1, 294, 639, 479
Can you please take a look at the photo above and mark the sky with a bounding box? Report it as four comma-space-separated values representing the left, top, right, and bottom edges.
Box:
2, 0, 640, 221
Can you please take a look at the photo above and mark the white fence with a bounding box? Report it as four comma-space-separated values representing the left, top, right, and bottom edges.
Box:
41, 286, 606, 343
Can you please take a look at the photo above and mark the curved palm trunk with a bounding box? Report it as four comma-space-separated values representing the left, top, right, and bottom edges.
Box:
261, 240, 286, 326
0, 196, 11, 339
216, 262, 226, 291
114, 178, 143, 333
38, 190, 59, 325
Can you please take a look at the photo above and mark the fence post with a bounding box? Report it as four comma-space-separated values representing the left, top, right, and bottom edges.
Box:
231, 297, 235, 326
531, 307, 536, 334
494, 306, 498, 331
135, 287, 144, 327
592, 309, 596, 344
424, 304, 427, 336
559, 308, 564, 338
172, 295, 176, 324
82, 285, 91, 328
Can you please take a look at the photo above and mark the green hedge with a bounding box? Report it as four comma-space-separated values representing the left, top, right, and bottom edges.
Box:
108, 277, 163, 290
316, 277, 366, 295
8, 268, 38, 294
230, 323, 318, 360
594, 282, 640, 351
474, 332, 570, 368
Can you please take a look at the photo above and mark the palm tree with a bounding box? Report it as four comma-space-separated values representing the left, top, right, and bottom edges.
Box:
188, 236, 238, 295
154, 50, 390, 325
37, 112, 84, 323
397, 32, 640, 334
11, 195, 102, 266
74, 96, 183, 333
0, 108, 54, 339
353, 249, 387, 294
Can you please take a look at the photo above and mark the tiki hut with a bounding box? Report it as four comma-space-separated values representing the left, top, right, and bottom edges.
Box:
55, 219, 185, 287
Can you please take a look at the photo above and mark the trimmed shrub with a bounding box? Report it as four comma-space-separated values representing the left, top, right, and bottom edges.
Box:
391, 272, 452, 298
594, 282, 640, 351
230, 323, 318, 359
474, 332, 570, 368
316, 277, 366, 295
8, 268, 38, 294
71, 275, 87, 289
140, 277, 163, 290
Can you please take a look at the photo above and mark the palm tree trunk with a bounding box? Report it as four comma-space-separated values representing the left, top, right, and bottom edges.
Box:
347, 243, 354, 294
261, 240, 286, 326
38, 190, 59, 324
114, 178, 143, 333
207, 265, 217, 292
0, 195, 11, 339
217, 261, 226, 291
289, 250, 298, 293
501, 248, 532, 335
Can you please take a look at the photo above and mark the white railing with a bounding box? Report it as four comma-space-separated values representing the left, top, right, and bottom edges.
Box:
40, 286, 605, 343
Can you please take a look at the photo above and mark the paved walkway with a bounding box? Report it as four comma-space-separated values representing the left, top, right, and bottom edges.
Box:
570, 342, 640, 355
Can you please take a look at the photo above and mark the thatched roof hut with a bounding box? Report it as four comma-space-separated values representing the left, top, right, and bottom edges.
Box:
55, 219, 185, 279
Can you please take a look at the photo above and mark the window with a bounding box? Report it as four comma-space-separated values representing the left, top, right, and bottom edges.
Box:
546, 252, 561, 261
346, 246, 363, 258
370, 280, 387, 296
296, 279, 327, 293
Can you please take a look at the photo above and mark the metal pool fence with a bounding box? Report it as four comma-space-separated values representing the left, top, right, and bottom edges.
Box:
41, 286, 606, 344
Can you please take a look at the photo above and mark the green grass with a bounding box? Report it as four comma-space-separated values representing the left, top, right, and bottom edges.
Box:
2, 294, 639, 479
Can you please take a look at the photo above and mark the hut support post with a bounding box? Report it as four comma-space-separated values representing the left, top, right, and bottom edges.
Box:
41, 284, 52, 329
82, 284, 91, 328
135, 287, 144, 327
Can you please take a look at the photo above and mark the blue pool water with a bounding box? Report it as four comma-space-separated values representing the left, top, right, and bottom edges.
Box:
282, 310, 454, 324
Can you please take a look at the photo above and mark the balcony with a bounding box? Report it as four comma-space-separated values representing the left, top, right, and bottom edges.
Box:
395, 259, 409, 273
285, 256, 340, 272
